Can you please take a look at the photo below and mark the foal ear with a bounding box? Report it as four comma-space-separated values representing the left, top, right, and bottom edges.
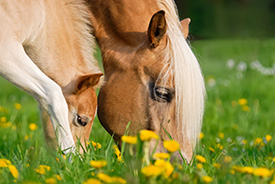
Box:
148, 10, 167, 49
77, 73, 103, 92
180, 18, 191, 39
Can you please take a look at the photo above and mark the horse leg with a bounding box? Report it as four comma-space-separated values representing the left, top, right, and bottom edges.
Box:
0, 41, 75, 154
41, 110, 58, 150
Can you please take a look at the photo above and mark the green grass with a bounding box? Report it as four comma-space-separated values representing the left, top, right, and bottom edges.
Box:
0, 38, 275, 183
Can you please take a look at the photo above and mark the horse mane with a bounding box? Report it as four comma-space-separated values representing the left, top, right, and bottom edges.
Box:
65, 0, 101, 74
157, 0, 206, 150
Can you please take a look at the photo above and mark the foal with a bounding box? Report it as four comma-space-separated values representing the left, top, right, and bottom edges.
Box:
0, 0, 102, 153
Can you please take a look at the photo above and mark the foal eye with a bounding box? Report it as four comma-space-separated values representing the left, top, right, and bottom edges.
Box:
151, 86, 174, 103
76, 115, 89, 127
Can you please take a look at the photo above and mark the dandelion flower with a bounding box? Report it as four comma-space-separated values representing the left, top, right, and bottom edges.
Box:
163, 140, 180, 152
14, 103, 22, 110
8, 165, 19, 179
97, 173, 112, 183
213, 163, 221, 169
121, 135, 137, 144
238, 98, 247, 106
209, 147, 215, 153
242, 166, 254, 174
154, 159, 174, 178
83, 178, 102, 184
0, 159, 11, 167
195, 155, 206, 163
273, 157, 275, 162
0, 117, 6, 122
139, 130, 159, 141
29, 123, 38, 131
92, 141, 102, 149
153, 153, 170, 160
197, 163, 203, 170
218, 133, 224, 139
253, 167, 272, 177
54, 175, 62, 181
45, 177, 56, 184
216, 144, 223, 150
110, 177, 127, 184
242, 105, 250, 112
90, 160, 107, 169
202, 176, 213, 183
36, 165, 51, 175
224, 156, 232, 163
141, 165, 163, 177
266, 135, 272, 142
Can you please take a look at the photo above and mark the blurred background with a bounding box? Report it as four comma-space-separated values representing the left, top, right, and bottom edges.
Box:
175, 0, 275, 39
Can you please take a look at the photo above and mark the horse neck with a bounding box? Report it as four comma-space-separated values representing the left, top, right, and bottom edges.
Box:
30, 0, 98, 90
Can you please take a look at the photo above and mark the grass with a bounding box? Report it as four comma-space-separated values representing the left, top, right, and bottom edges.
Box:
0, 38, 275, 183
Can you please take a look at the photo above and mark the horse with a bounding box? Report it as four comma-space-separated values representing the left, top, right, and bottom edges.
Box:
0, 0, 102, 154
87, 0, 205, 162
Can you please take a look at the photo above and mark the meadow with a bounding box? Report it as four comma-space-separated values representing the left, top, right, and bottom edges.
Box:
0, 38, 275, 183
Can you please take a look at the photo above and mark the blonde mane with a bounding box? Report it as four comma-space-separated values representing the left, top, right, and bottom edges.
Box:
157, 0, 206, 150
64, 0, 101, 73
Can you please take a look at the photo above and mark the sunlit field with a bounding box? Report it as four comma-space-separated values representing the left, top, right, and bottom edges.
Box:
0, 39, 275, 183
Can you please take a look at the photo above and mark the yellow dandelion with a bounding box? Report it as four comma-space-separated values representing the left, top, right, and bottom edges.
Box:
195, 155, 206, 163
242, 140, 247, 145
266, 135, 272, 142
197, 163, 203, 170
224, 156, 232, 163
238, 98, 247, 106
153, 153, 170, 160
209, 147, 215, 153
24, 135, 29, 140
29, 123, 38, 131
199, 132, 205, 139
35, 165, 50, 175
213, 163, 221, 169
273, 157, 275, 162
54, 175, 62, 181
242, 105, 250, 112
242, 166, 254, 174
111, 177, 127, 184
154, 159, 174, 178
141, 165, 163, 177
8, 165, 19, 179
163, 140, 180, 152
0, 159, 11, 167
92, 141, 102, 149
230, 170, 235, 174
202, 176, 213, 183
14, 103, 22, 110
254, 138, 264, 146
253, 167, 272, 177
83, 178, 102, 184
97, 173, 112, 183
218, 132, 224, 139
1, 117, 6, 122
139, 130, 159, 141
45, 178, 56, 184
216, 144, 223, 150
90, 160, 107, 169
121, 135, 137, 144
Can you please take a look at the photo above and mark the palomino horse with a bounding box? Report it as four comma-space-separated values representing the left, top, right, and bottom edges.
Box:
87, 0, 205, 162
0, 0, 102, 153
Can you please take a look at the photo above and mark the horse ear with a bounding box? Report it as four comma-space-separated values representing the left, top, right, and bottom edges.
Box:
180, 18, 191, 39
148, 10, 167, 49
77, 73, 103, 92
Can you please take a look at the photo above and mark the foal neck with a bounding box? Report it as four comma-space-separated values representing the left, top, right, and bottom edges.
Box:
29, 0, 100, 89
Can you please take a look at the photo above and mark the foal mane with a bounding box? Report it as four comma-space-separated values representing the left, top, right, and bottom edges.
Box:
157, 0, 205, 149
65, 0, 100, 73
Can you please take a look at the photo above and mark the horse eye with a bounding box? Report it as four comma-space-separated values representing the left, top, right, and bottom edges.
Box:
152, 86, 174, 103
76, 115, 88, 127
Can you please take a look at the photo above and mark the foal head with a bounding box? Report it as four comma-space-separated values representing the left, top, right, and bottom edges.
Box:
92, 0, 205, 162
64, 73, 102, 150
